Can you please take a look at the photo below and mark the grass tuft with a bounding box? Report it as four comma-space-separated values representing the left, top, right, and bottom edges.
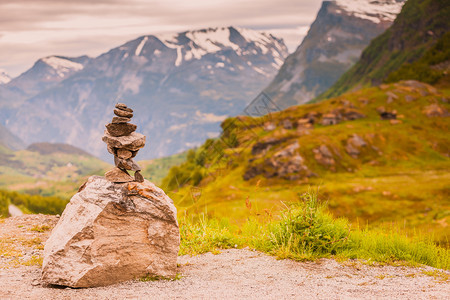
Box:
29, 224, 51, 232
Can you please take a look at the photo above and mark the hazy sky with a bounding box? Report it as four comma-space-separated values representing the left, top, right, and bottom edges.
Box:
0, 0, 322, 77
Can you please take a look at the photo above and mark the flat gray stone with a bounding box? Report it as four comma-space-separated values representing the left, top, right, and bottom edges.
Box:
114, 109, 133, 118
112, 116, 131, 124
102, 130, 145, 151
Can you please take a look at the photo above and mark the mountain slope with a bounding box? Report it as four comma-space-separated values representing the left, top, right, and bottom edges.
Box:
0, 124, 25, 150
0, 70, 11, 84
162, 80, 450, 244
5, 27, 288, 160
264, 0, 405, 108
319, 0, 450, 99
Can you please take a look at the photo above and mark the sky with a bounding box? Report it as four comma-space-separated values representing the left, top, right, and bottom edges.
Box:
0, 0, 322, 77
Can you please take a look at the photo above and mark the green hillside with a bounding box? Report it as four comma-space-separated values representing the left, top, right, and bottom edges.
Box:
162, 80, 450, 245
0, 143, 110, 199
319, 0, 450, 100
139, 151, 188, 185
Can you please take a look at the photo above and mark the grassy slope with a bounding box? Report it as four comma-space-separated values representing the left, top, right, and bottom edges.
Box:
318, 0, 450, 100
0, 146, 110, 199
139, 151, 187, 185
162, 81, 450, 245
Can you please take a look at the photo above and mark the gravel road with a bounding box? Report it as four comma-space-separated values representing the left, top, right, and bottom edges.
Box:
0, 215, 449, 299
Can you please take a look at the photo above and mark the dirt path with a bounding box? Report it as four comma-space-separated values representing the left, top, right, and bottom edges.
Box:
8, 204, 23, 217
0, 215, 449, 299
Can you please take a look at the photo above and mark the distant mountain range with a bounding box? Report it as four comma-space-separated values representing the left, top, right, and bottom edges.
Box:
1, 26, 288, 160
264, 0, 405, 108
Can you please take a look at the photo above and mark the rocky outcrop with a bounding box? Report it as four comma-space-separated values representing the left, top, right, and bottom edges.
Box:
244, 141, 312, 181
423, 104, 449, 117
41, 176, 179, 288
345, 134, 367, 158
313, 145, 335, 166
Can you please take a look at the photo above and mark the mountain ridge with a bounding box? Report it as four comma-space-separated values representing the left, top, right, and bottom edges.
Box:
3, 26, 288, 160
318, 0, 450, 100
263, 0, 405, 109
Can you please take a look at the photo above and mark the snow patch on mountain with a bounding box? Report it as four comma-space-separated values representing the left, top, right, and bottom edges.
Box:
41, 56, 84, 77
335, 0, 405, 24
155, 27, 285, 67
135, 36, 148, 56
0, 70, 11, 84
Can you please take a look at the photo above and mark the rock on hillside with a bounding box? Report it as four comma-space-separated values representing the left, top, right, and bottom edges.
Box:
5, 27, 288, 160
264, 0, 405, 108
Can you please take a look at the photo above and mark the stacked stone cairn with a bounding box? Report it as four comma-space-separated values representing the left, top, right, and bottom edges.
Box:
102, 103, 145, 183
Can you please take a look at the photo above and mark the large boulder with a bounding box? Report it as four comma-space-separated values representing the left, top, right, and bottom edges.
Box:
41, 176, 179, 287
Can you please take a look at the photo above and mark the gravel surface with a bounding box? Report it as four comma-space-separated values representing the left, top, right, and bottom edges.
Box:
1, 215, 449, 299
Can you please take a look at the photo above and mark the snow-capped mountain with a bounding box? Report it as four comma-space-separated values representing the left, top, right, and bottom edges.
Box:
6, 55, 91, 96
264, 0, 406, 108
0, 55, 91, 112
335, 0, 405, 23
0, 70, 11, 84
5, 26, 288, 160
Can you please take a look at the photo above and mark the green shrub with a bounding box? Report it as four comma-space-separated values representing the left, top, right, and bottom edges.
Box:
0, 190, 68, 215
0, 194, 10, 218
269, 190, 350, 259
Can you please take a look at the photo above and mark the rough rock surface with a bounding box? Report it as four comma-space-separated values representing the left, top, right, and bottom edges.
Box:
106, 123, 137, 137
105, 167, 134, 183
41, 176, 179, 288
102, 131, 146, 151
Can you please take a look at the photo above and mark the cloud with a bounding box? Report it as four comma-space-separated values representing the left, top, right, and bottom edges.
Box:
0, 0, 322, 76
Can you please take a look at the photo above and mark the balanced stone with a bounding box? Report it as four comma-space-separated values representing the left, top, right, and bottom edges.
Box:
105, 167, 134, 183
134, 171, 144, 183
114, 156, 141, 171
106, 123, 137, 137
112, 116, 131, 124
117, 149, 133, 159
114, 108, 133, 118
102, 130, 145, 151
115, 103, 133, 113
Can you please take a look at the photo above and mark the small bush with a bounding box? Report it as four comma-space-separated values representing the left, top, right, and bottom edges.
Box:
269, 190, 350, 260
0, 194, 10, 218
